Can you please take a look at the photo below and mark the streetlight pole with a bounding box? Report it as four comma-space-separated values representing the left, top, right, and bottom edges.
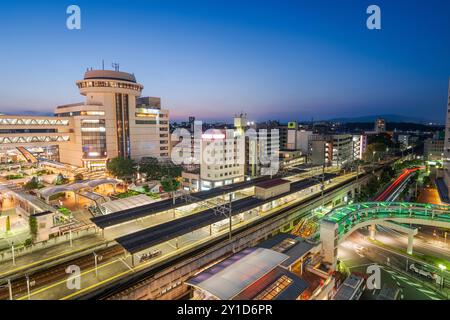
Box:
93, 252, 98, 278
7, 279, 12, 300
11, 242, 15, 266
25, 275, 31, 300
228, 194, 232, 242
438, 264, 446, 290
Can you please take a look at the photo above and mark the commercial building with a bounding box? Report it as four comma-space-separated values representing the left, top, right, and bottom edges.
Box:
352, 134, 367, 160
200, 129, 245, 190
0, 68, 170, 171
424, 138, 444, 161
397, 134, 410, 150
308, 134, 353, 167
186, 233, 334, 300
277, 122, 312, 153
234, 114, 279, 178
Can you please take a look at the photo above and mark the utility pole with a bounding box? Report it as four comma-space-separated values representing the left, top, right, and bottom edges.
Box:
228, 194, 232, 242
26, 275, 31, 300
7, 279, 12, 300
11, 242, 15, 266
321, 163, 325, 206
93, 252, 99, 278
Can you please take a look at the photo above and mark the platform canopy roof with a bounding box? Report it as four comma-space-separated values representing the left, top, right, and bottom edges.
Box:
101, 194, 155, 214
185, 247, 288, 300
37, 178, 119, 198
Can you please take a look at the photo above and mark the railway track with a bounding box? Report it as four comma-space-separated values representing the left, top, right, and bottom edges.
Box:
0, 244, 123, 300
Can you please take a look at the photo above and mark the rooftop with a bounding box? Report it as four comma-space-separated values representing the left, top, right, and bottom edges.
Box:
255, 178, 290, 189
101, 194, 156, 214
83, 69, 137, 83
233, 266, 308, 300
257, 233, 318, 268
186, 247, 288, 300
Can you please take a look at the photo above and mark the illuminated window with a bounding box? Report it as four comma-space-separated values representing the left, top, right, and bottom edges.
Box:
254, 275, 293, 300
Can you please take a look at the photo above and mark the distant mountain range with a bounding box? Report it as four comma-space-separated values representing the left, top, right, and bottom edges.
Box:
0, 111, 443, 126
1, 110, 54, 116
328, 114, 441, 124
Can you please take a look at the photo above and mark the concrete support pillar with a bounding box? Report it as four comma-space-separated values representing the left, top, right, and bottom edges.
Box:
369, 224, 376, 240
407, 233, 414, 255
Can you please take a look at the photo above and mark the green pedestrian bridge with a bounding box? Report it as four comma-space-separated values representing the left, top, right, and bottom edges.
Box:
320, 202, 450, 267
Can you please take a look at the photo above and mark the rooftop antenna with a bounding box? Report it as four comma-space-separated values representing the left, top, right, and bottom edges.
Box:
102, 59, 105, 70
112, 62, 120, 71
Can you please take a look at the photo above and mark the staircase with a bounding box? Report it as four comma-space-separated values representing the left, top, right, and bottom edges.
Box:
16, 147, 38, 163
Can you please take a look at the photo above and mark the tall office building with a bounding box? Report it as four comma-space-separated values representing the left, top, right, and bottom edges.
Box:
0, 68, 170, 171
308, 134, 353, 167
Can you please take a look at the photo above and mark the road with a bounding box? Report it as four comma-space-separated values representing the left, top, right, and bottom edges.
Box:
338, 231, 448, 300
375, 167, 419, 202
376, 225, 450, 261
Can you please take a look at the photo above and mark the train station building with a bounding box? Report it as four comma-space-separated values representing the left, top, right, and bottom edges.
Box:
0, 68, 170, 172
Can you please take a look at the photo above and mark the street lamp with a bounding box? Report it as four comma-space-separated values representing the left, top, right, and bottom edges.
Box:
93, 252, 99, 278
11, 242, 15, 266
438, 264, 446, 290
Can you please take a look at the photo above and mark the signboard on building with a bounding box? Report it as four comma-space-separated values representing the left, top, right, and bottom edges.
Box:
288, 122, 297, 129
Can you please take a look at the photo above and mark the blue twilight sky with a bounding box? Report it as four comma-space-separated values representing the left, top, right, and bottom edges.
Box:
0, 0, 449, 122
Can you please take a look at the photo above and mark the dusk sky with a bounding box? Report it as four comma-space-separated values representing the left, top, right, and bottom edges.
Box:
0, 0, 449, 122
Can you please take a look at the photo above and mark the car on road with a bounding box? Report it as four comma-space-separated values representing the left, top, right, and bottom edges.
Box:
409, 263, 437, 280
353, 244, 366, 257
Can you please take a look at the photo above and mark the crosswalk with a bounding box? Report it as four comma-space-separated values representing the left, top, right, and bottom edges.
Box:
383, 267, 443, 300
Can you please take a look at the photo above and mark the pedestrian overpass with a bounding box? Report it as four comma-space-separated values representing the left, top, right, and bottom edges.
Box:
320, 202, 450, 269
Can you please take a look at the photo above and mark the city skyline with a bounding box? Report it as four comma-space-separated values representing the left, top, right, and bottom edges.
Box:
0, 1, 448, 304
0, 0, 449, 122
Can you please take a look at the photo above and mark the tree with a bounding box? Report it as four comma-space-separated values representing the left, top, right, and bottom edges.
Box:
5, 216, 10, 233
363, 143, 389, 163
107, 157, 136, 180
24, 176, 40, 190
55, 173, 69, 185
138, 157, 160, 180
29, 216, 38, 241
160, 176, 180, 194
139, 158, 182, 181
